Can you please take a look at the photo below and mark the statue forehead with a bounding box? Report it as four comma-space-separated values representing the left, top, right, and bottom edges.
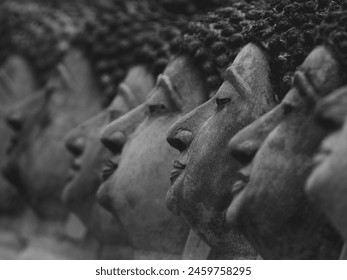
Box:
300, 46, 342, 96
163, 56, 198, 80
231, 43, 270, 82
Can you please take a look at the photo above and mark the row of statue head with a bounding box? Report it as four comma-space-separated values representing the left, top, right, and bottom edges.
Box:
0, 0, 249, 259
2, 0, 347, 259
162, 0, 347, 259
96, 0, 347, 259
0, 0, 216, 219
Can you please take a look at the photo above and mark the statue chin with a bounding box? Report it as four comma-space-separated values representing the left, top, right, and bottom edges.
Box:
98, 56, 209, 258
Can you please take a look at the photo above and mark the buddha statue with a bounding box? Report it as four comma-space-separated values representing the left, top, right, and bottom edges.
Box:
62, 1, 187, 259
0, 55, 39, 214
0, 1, 84, 259
3, 47, 102, 259
165, 0, 338, 259
97, 1, 265, 259
306, 86, 347, 259
226, 3, 346, 259
2, 0, 211, 259
0, 55, 40, 260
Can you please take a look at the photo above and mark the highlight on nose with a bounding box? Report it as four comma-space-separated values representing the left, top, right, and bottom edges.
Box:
101, 131, 126, 154
65, 134, 85, 157
166, 129, 193, 152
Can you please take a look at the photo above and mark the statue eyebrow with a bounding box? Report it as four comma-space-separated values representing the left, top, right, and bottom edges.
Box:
225, 67, 251, 98
293, 71, 319, 105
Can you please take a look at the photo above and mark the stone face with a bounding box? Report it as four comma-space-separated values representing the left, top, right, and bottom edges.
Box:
0, 55, 39, 215
3, 48, 102, 220
227, 46, 344, 259
306, 85, 347, 242
97, 56, 208, 258
62, 66, 154, 257
165, 44, 274, 259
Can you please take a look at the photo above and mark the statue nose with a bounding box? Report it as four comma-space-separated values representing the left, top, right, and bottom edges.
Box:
65, 135, 85, 157
101, 131, 126, 154
166, 129, 193, 152
229, 137, 258, 165
5, 111, 23, 132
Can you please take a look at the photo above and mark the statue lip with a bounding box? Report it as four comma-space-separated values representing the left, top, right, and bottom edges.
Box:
170, 160, 186, 184
101, 157, 119, 181
231, 171, 250, 199
66, 158, 82, 183
312, 146, 331, 168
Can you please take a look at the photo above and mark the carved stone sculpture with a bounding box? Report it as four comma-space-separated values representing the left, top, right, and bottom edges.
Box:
166, 43, 275, 258
98, 56, 207, 259
63, 66, 154, 259
0, 55, 39, 259
3, 48, 102, 259
227, 45, 344, 259
97, 2, 265, 259
165, 0, 336, 259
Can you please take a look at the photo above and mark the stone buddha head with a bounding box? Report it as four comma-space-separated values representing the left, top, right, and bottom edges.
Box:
0, 0, 76, 216
62, 4, 183, 252
63, 66, 154, 235
96, 3, 264, 258
0, 55, 39, 214
165, 0, 333, 257
227, 4, 346, 259
306, 85, 347, 242
3, 48, 103, 220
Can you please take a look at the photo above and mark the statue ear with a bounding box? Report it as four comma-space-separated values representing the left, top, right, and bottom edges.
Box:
230, 43, 274, 115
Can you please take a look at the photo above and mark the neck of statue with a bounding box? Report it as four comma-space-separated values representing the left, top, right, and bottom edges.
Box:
246, 224, 342, 259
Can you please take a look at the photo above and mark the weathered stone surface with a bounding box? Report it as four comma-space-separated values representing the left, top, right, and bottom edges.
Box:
166, 44, 274, 259
3, 48, 102, 220
63, 65, 154, 259
182, 230, 210, 260
0, 55, 39, 215
227, 46, 344, 259
98, 57, 208, 259
306, 85, 347, 243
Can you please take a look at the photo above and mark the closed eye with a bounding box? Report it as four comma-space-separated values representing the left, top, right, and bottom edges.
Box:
148, 103, 167, 114
216, 97, 231, 108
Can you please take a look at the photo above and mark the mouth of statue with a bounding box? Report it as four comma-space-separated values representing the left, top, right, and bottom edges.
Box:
67, 158, 82, 183
102, 156, 120, 181
312, 146, 331, 168
170, 160, 186, 184
230, 171, 250, 200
